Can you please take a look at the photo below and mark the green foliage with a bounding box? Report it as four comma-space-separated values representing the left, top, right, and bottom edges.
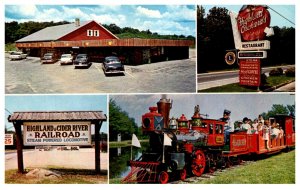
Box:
261, 104, 294, 119
109, 99, 139, 141
199, 75, 294, 92
285, 67, 295, 77
196, 150, 295, 184
269, 68, 283, 76
260, 103, 295, 120
5, 43, 17, 51
5, 21, 70, 43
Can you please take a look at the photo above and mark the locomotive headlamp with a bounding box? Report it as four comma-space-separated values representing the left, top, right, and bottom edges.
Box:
143, 118, 151, 128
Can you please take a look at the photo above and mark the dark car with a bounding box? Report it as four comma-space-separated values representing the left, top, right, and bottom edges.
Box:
41, 53, 57, 64
102, 56, 125, 75
73, 54, 91, 69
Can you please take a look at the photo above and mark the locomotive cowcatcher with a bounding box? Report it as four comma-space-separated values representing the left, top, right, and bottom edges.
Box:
122, 97, 295, 184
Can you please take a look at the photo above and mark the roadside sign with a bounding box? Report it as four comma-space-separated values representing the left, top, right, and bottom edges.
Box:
239, 59, 261, 86
238, 51, 267, 59
5, 134, 13, 145
23, 121, 92, 146
240, 40, 270, 50
225, 51, 237, 65
237, 5, 271, 41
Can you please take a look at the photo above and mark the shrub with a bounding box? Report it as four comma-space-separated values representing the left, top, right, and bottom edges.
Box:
269, 69, 282, 76
260, 73, 267, 85
285, 67, 295, 77
276, 68, 284, 75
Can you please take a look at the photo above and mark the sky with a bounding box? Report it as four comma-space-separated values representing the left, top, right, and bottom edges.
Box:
111, 94, 295, 127
202, 5, 295, 28
4, 5, 196, 36
5, 95, 108, 134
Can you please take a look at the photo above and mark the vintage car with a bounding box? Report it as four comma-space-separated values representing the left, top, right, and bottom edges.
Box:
60, 54, 74, 65
73, 54, 91, 68
41, 53, 57, 64
9, 51, 27, 60
102, 56, 125, 75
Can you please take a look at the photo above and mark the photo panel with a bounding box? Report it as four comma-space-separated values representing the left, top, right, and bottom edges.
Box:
5, 5, 196, 94
109, 94, 295, 184
197, 5, 295, 93
4, 95, 108, 184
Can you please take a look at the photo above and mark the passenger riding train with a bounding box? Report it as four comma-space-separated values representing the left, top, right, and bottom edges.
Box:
122, 97, 295, 184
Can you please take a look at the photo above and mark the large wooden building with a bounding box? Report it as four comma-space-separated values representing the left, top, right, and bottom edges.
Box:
16, 19, 194, 64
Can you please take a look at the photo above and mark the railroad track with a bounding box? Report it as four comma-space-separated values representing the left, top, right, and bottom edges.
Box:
170, 161, 254, 184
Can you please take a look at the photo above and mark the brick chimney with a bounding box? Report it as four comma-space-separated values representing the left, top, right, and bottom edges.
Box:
75, 18, 80, 27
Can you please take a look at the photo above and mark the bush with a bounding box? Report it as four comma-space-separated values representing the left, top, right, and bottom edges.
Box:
276, 68, 284, 75
269, 68, 283, 76
285, 67, 295, 77
260, 73, 267, 85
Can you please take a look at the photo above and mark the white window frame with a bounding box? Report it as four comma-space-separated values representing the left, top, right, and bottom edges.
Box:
87, 30, 93, 36
94, 30, 99, 37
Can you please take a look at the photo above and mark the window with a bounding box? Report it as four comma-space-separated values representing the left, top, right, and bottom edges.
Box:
94, 30, 99, 37
209, 124, 214, 134
87, 30, 93, 36
216, 124, 223, 134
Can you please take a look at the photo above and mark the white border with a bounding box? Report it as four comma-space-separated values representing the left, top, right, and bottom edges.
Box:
1, 1, 298, 190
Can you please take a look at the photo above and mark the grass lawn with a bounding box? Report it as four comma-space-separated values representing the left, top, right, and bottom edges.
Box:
5, 168, 108, 184
199, 76, 294, 92
196, 150, 295, 184
109, 139, 149, 148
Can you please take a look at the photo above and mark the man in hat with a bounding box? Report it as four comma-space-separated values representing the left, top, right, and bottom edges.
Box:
220, 109, 234, 144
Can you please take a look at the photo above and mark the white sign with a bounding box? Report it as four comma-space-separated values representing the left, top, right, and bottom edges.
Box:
5, 134, 13, 145
229, 11, 242, 49
238, 51, 267, 59
23, 122, 91, 146
241, 40, 270, 50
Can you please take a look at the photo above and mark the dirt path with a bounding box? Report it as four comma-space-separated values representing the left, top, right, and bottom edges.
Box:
5, 148, 107, 171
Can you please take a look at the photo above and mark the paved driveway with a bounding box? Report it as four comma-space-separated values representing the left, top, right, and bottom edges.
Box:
5, 50, 196, 93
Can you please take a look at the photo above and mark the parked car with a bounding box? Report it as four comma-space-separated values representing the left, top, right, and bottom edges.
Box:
74, 54, 91, 68
9, 51, 27, 60
102, 56, 125, 75
41, 53, 57, 64
60, 54, 73, 65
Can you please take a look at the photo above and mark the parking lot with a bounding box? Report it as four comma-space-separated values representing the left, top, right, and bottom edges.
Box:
5, 49, 196, 93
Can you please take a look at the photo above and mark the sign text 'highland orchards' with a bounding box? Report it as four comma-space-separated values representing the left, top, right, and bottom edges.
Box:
237, 5, 271, 41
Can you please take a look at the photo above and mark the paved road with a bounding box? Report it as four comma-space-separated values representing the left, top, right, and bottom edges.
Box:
274, 81, 295, 92
197, 65, 295, 90
5, 148, 108, 171
5, 50, 196, 93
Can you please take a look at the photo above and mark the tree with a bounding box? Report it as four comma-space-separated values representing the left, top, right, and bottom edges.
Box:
260, 104, 294, 119
197, 6, 235, 73
109, 99, 139, 141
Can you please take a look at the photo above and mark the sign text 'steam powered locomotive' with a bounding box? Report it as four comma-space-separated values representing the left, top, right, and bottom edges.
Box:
122, 97, 295, 184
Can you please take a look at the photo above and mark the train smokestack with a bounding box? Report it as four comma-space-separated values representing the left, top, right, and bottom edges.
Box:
157, 95, 172, 128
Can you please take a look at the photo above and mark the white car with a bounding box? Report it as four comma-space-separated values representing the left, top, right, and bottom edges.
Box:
60, 54, 74, 65
9, 52, 27, 60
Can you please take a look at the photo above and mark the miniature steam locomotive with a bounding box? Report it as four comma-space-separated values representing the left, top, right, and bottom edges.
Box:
122, 97, 295, 184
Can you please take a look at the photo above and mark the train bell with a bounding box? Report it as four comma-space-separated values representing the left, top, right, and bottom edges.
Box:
169, 117, 177, 130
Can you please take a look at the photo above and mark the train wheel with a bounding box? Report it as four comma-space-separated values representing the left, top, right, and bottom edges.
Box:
180, 168, 187, 181
158, 171, 169, 184
191, 150, 206, 177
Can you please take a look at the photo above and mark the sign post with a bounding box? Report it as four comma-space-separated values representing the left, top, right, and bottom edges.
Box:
8, 111, 107, 174
229, 5, 273, 88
